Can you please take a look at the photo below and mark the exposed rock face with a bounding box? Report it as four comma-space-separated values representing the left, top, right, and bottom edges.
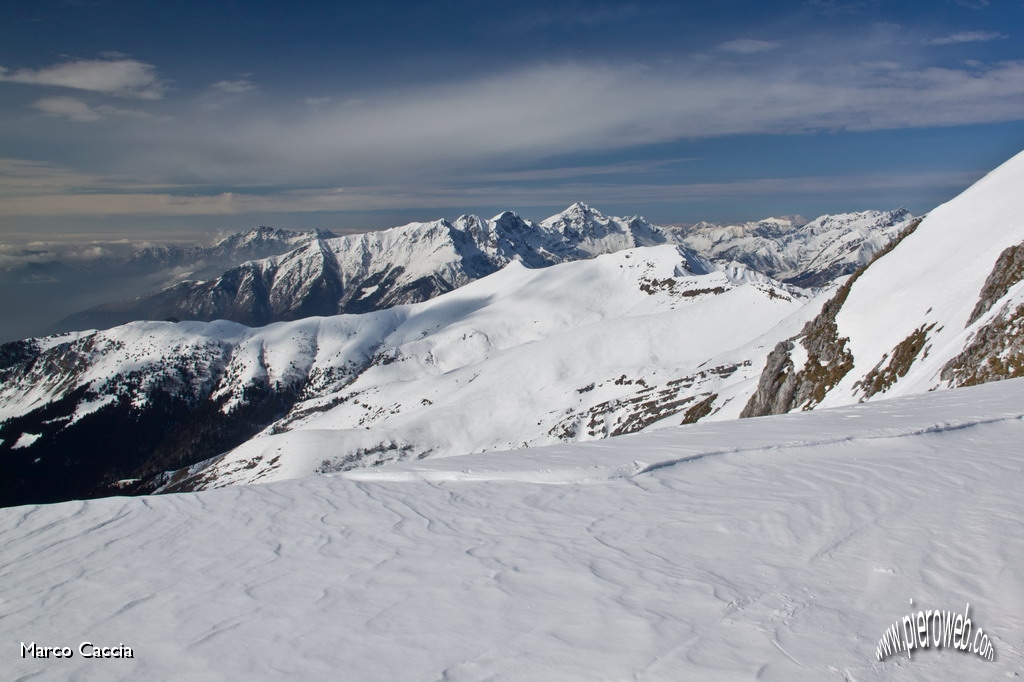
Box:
740, 218, 923, 417
941, 303, 1024, 386
967, 241, 1024, 325
942, 241, 1024, 387
856, 324, 935, 399
739, 296, 854, 417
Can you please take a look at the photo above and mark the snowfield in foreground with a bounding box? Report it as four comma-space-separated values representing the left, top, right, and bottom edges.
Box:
3, 379, 1023, 680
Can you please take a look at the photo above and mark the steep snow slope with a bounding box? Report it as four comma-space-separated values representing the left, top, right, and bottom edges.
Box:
742, 150, 1024, 415
2, 379, 1022, 680
674, 209, 914, 288
825, 154, 1024, 401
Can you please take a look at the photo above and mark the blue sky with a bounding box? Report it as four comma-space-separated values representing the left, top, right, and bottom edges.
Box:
2, 0, 1024, 240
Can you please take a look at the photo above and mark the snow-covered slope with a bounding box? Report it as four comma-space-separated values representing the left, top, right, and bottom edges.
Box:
673, 209, 915, 288
743, 150, 1024, 416
0, 245, 812, 503
170, 246, 812, 491
3, 378, 1022, 680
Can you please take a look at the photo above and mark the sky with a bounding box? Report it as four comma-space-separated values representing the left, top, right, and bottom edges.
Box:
2, 0, 1024, 243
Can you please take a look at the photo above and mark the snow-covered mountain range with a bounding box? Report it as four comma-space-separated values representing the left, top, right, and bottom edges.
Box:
50, 226, 338, 332
55, 204, 667, 331
54, 204, 912, 333
672, 208, 913, 288
123, 225, 339, 275
4, 153, 1022, 680
1, 225, 335, 343
6, 148, 1024, 508
0, 243, 811, 504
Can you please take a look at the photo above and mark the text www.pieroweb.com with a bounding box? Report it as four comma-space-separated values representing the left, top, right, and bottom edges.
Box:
876, 602, 995, 662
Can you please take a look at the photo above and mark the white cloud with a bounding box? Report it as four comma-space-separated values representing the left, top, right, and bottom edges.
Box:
32, 96, 104, 122
31, 96, 157, 123
0, 239, 146, 268
718, 39, 780, 54
211, 79, 258, 94
926, 30, 1006, 45
0, 58, 164, 99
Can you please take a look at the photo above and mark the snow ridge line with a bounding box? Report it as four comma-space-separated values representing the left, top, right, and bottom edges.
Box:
343, 412, 1024, 485
634, 413, 1024, 477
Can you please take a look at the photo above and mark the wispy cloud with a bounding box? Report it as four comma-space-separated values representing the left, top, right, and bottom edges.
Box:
211, 79, 258, 94
180, 58, 1024, 186
926, 30, 1007, 45
0, 169, 983, 218
32, 96, 104, 122
31, 96, 157, 123
718, 39, 780, 54
0, 158, 183, 197
0, 239, 156, 268
4, 38, 1024, 218
0, 57, 164, 99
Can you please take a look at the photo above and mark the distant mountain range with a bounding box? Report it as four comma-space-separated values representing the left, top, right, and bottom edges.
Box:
671, 208, 913, 288
55, 204, 912, 332
20, 176, 1024, 508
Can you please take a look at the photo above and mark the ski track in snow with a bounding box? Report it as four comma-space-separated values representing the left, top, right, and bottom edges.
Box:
2, 380, 1023, 680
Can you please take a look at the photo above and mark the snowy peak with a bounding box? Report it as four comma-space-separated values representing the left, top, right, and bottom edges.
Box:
675, 208, 915, 288
211, 225, 332, 252
541, 202, 666, 249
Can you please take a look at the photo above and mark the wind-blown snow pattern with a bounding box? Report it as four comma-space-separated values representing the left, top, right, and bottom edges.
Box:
3, 379, 1022, 680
